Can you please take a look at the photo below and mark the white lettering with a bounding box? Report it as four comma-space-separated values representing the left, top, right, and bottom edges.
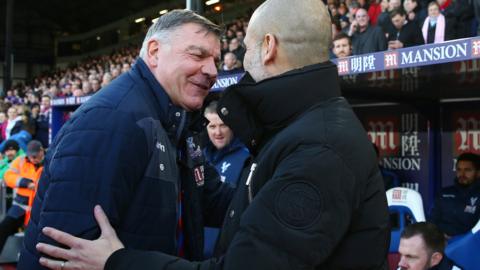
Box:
382, 157, 421, 170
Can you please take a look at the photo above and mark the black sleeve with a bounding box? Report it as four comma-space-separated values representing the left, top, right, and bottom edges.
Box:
202, 164, 236, 227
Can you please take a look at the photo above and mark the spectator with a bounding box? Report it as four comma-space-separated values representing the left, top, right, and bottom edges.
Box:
404, 0, 427, 26
82, 81, 93, 96
338, 2, 348, 17
25, 92, 39, 106
72, 87, 84, 97
348, 8, 387, 54
398, 222, 462, 270
377, 0, 401, 33
328, 2, 339, 17
235, 30, 245, 43
0, 140, 24, 210
331, 16, 342, 40
422, 2, 451, 44
1, 107, 23, 141
4, 90, 22, 105
368, 0, 383, 25
0, 140, 24, 180
90, 78, 101, 92
111, 68, 121, 79
33, 95, 51, 148
203, 100, 249, 188
440, 0, 475, 39
332, 32, 353, 58
228, 38, 246, 62
430, 152, 480, 238
48, 85, 60, 97
101, 72, 113, 88
0, 140, 44, 255
60, 83, 72, 97
219, 52, 243, 75
340, 14, 351, 32
121, 63, 130, 74
0, 112, 6, 126
221, 38, 230, 59
387, 8, 424, 49
202, 100, 250, 257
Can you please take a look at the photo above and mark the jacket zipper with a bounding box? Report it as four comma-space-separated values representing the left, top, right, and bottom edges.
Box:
246, 163, 257, 203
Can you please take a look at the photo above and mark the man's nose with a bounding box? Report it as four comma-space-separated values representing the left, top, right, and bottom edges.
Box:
202, 57, 218, 79
398, 257, 408, 269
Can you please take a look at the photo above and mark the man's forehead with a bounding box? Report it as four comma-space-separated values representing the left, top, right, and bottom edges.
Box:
457, 160, 475, 168
401, 235, 427, 250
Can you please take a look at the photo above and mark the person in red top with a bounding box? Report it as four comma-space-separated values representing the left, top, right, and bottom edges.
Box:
368, 0, 383, 25
0, 140, 44, 254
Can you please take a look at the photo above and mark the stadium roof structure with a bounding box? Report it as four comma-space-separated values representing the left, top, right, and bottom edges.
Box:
1, 0, 180, 36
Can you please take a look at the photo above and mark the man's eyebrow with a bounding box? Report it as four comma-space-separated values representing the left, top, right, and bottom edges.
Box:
186, 45, 220, 61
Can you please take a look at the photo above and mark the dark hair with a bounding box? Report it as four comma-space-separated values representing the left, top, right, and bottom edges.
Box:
401, 222, 446, 254
457, 152, 480, 170
333, 32, 352, 45
390, 7, 407, 18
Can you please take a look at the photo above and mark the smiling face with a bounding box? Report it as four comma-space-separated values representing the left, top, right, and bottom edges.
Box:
149, 23, 220, 111
355, 8, 369, 30
428, 4, 440, 18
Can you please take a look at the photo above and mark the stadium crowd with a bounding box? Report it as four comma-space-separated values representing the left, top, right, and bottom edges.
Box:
330, 0, 480, 58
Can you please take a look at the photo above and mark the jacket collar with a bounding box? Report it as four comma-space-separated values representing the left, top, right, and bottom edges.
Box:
132, 58, 188, 143
455, 178, 480, 192
204, 137, 246, 164
217, 61, 341, 153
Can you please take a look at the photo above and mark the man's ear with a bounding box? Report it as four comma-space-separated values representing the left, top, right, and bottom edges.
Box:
262, 33, 277, 65
146, 39, 160, 67
429, 252, 443, 268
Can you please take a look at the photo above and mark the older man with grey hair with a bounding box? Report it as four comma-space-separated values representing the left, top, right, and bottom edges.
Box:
35, 1, 390, 269
19, 9, 231, 270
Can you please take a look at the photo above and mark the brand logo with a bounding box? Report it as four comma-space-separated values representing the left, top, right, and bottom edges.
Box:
367, 119, 399, 152
454, 115, 480, 154
384, 51, 399, 69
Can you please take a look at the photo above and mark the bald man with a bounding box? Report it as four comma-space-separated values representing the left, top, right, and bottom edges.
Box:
36, 1, 390, 269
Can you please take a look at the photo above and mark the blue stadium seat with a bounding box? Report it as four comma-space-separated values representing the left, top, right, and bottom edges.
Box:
445, 218, 480, 270
386, 187, 426, 252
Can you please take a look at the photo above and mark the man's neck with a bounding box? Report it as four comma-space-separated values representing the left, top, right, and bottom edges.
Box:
359, 25, 368, 33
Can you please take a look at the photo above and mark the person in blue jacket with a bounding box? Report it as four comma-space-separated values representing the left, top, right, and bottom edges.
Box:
18, 10, 234, 270
397, 222, 462, 270
429, 152, 480, 239
203, 100, 249, 188
202, 100, 250, 257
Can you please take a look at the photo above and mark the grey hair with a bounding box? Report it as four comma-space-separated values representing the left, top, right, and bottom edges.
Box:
139, 9, 222, 58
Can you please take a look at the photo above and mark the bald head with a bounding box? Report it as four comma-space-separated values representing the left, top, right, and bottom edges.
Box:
247, 0, 331, 71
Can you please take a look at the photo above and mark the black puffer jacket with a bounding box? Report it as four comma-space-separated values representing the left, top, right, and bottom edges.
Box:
106, 62, 390, 270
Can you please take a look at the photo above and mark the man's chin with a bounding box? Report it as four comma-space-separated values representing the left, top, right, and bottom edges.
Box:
182, 99, 205, 111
